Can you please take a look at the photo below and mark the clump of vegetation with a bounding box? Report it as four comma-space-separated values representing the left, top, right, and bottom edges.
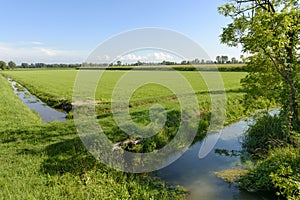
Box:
242, 114, 289, 158
240, 111, 300, 199
239, 147, 300, 200
215, 168, 248, 183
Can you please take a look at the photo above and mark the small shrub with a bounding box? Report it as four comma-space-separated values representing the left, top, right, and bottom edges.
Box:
270, 166, 300, 200
239, 147, 300, 199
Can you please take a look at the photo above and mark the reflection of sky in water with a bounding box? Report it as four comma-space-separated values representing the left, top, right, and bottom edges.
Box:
155, 115, 276, 200
218, 109, 279, 141
9, 79, 66, 122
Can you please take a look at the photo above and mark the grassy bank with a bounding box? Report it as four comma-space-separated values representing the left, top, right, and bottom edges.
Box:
0, 75, 187, 199
0, 75, 41, 128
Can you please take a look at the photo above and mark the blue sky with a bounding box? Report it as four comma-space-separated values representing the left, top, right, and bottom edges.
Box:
0, 0, 242, 64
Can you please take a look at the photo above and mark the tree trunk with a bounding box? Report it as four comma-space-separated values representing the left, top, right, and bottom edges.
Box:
284, 31, 299, 134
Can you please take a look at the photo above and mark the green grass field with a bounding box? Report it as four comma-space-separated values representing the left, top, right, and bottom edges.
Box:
0, 74, 187, 199
0, 68, 273, 199
2, 69, 245, 101
1, 69, 253, 153
2, 69, 246, 119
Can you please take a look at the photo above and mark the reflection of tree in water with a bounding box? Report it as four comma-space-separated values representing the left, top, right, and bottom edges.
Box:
214, 148, 249, 163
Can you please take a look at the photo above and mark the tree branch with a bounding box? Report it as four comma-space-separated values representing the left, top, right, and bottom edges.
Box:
236, 0, 276, 13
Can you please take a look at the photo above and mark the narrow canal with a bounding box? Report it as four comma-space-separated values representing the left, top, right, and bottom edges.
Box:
8, 78, 66, 122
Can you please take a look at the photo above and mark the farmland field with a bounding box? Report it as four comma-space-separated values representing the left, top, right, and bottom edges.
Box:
2, 69, 245, 100
1, 69, 253, 150
2, 69, 247, 121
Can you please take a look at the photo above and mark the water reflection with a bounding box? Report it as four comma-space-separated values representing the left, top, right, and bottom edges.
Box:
8, 78, 66, 122
155, 118, 275, 200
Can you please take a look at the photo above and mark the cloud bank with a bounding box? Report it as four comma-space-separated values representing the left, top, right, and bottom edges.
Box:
0, 42, 87, 64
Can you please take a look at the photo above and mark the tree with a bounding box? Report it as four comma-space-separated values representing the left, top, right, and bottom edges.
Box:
219, 0, 300, 134
116, 60, 122, 66
240, 55, 245, 63
8, 61, 16, 69
194, 58, 200, 64
221, 55, 229, 64
21, 63, 29, 68
181, 60, 187, 65
231, 57, 238, 64
35, 63, 46, 68
0, 61, 7, 70
216, 56, 221, 64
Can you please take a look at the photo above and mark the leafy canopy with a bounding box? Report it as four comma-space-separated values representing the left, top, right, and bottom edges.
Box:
219, 0, 300, 133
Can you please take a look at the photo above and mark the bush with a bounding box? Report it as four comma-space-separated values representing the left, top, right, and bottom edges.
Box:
239, 147, 300, 199
270, 166, 300, 200
242, 114, 288, 158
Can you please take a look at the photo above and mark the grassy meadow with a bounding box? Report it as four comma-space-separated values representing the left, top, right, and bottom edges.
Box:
2, 69, 247, 121
0, 74, 188, 199
1, 67, 271, 199
1, 69, 252, 149
1, 69, 245, 101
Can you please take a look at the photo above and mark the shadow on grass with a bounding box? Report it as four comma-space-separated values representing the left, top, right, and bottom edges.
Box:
0, 121, 76, 145
95, 89, 245, 117
1, 111, 208, 177
0, 121, 98, 176
41, 137, 98, 176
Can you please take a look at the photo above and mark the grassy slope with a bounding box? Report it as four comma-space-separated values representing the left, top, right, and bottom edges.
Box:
0, 75, 186, 199
0, 75, 41, 128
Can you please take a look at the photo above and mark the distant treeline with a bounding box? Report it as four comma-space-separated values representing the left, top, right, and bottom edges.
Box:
96, 57, 245, 67
19, 63, 81, 68
79, 65, 249, 72
0, 58, 246, 71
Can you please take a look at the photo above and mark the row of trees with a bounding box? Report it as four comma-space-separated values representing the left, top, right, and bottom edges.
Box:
110, 56, 245, 66
0, 61, 82, 70
20, 63, 81, 68
0, 56, 245, 70
215, 55, 244, 64
0, 60, 16, 70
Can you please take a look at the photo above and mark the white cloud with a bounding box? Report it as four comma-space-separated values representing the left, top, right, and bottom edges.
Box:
117, 54, 143, 61
0, 43, 181, 65
116, 51, 177, 63
153, 52, 173, 60
37, 47, 60, 56
31, 41, 44, 45
0, 42, 87, 64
